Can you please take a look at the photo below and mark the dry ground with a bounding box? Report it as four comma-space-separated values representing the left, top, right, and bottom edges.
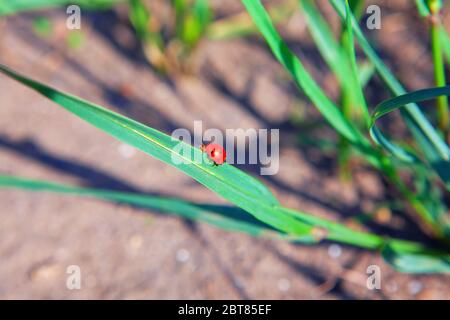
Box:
0, 0, 449, 299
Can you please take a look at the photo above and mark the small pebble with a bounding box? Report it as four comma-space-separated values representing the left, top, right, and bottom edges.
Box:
277, 278, 291, 292
129, 234, 143, 251
374, 207, 392, 224
328, 244, 342, 259
30, 264, 59, 281
386, 281, 398, 293
176, 249, 190, 263
118, 143, 136, 159
416, 288, 439, 300
408, 280, 423, 295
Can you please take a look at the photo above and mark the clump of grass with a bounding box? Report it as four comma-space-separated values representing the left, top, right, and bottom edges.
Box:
128, 0, 297, 74
1, 0, 297, 74
242, 0, 450, 246
0, 0, 450, 274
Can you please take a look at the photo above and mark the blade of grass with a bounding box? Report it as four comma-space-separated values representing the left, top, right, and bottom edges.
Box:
300, 0, 369, 126
338, 0, 371, 180
128, 0, 166, 70
348, 0, 365, 19
3, 175, 450, 273
5, 173, 450, 274
173, 0, 187, 41
343, 0, 370, 125
428, 0, 449, 137
0, 175, 300, 241
129, 0, 151, 42
281, 207, 450, 273
415, 0, 450, 68
1, 63, 323, 237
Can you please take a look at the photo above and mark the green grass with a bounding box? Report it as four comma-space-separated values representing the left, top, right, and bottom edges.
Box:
0, 0, 297, 74
1, 62, 450, 273
0, 0, 450, 274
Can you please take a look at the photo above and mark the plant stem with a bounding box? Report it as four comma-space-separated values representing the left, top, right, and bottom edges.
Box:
337, 13, 354, 181
338, 91, 352, 181
429, 0, 449, 138
337, 0, 368, 181
380, 156, 446, 240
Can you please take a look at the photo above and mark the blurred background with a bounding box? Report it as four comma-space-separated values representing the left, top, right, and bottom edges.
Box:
0, 0, 449, 299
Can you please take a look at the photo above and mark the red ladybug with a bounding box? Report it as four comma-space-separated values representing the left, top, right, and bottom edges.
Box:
200, 143, 226, 165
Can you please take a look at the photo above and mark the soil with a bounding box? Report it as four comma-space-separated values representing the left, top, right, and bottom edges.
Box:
0, 0, 449, 299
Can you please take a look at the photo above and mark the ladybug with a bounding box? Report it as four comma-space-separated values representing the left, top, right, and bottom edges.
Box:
200, 143, 226, 166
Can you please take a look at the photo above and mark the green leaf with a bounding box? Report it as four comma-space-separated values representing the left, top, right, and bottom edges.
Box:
382, 241, 450, 274
280, 207, 383, 249
173, 0, 187, 40
0, 175, 299, 240
415, 0, 430, 16
370, 86, 450, 189
0, 63, 321, 237
440, 27, 450, 65
343, 0, 370, 126
347, 0, 365, 19
299, 0, 351, 90
178, 0, 211, 48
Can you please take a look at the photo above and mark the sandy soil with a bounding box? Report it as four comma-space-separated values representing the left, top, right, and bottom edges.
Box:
0, 0, 449, 299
